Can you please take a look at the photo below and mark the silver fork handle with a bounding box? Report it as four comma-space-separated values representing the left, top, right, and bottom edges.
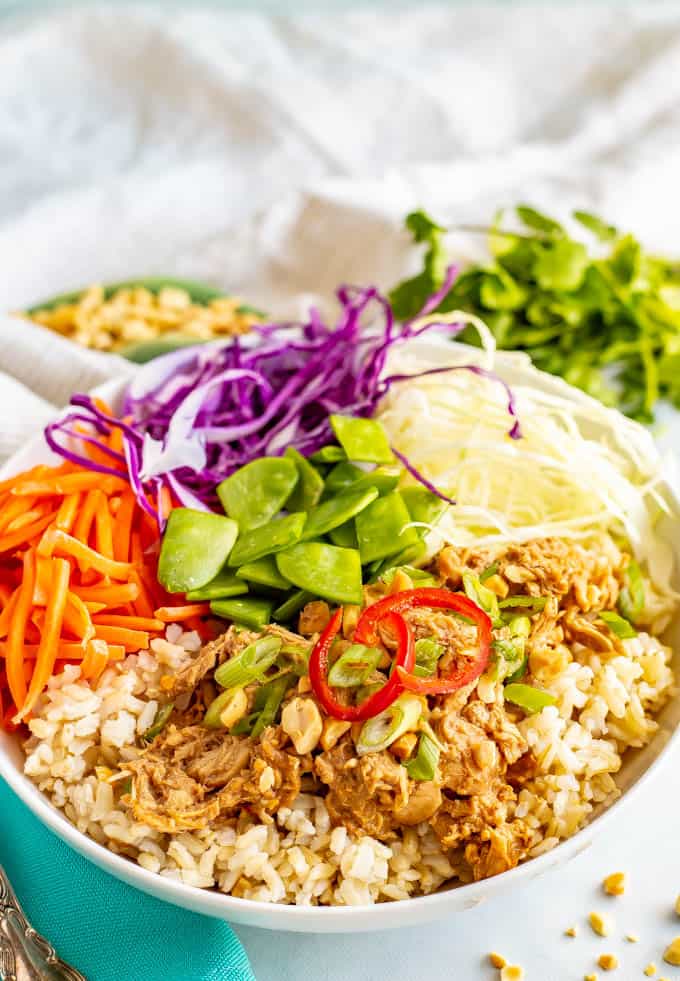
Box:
0, 864, 87, 980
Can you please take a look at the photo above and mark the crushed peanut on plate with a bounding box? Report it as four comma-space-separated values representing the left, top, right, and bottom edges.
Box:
602, 872, 627, 897
597, 953, 618, 971
589, 912, 614, 937
25, 285, 261, 353
489, 952, 507, 969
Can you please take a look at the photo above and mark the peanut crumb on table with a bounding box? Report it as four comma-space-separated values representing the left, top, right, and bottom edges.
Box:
675, 894, 680, 917
603, 872, 627, 897
663, 937, 680, 966
589, 912, 614, 937
643, 964, 656, 977
489, 953, 507, 969
626, 934, 640, 943
585, 974, 598, 981
597, 953, 618, 971
500, 967, 524, 981
565, 926, 578, 937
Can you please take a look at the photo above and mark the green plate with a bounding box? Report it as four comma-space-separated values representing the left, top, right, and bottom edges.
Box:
26, 277, 262, 363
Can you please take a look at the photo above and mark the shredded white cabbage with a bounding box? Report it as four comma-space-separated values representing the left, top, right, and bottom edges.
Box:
377, 320, 680, 616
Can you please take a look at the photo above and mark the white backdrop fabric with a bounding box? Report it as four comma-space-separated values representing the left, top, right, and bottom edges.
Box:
3, 4, 680, 979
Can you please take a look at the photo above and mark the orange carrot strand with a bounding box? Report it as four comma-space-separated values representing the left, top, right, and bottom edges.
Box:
154, 604, 211, 622
5, 550, 35, 710
56, 492, 81, 533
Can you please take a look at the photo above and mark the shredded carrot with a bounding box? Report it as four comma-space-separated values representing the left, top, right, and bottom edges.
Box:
129, 570, 155, 619
93, 625, 150, 651
0, 464, 53, 497
0, 583, 13, 606
93, 614, 164, 632
154, 604, 211, 622
0, 512, 55, 555
72, 489, 98, 547
93, 490, 114, 558
62, 592, 94, 642
32, 555, 52, 606
56, 492, 81, 533
0, 641, 125, 661
81, 639, 110, 681
12, 473, 127, 497
41, 530, 134, 580
4, 506, 51, 534
112, 490, 135, 563
0, 589, 19, 640
0, 494, 37, 535
72, 582, 140, 607
83, 601, 107, 614
5, 550, 35, 709
16, 557, 71, 721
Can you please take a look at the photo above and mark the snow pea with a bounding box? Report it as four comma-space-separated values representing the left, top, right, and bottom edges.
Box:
309, 445, 347, 464
186, 570, 248, 601
400, 486, 448, 526
329, 519, 358, 548
324, 463, 400, 500
217, 457, 299, 532
276, 542, 363, 605
284, 447, 324, 511
301, 486, 379, 541
355, 491, 420, 564
370, 539, 428, 580
236, 556, 291, 591
158, 508, 239, 593
210, 596, 274, 630
323, 462, 364, 496
330, 414, 394, 464
227, 512, 307, 567
272, 589, 314, 622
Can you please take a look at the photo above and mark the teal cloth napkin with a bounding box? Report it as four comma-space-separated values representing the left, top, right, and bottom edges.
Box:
1, 780, 255, 981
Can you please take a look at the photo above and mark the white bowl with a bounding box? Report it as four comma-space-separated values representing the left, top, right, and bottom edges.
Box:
2, 353, 680, 933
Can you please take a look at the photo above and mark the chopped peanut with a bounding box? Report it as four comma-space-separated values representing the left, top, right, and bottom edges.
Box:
663, 937, 680, 966
644, 964, 657, 977
500, 966, 524, 981
320, 717, 352, 751
565, 926, 578, 937
390, 732, 419, 761
584, 975, 598, 981
597, 953, 618, 971
625, 934, 639, 944
297, 675, 312, 694
281, 697, 323, 754
675, 894, 680, 917
389, 568, 414, 593
258, 765, 275, 793
603, 872, 627, 896
488, 952, 507, 969
484, 573, 509, 597
589, 911, 614, 937
219, 687, 248, 728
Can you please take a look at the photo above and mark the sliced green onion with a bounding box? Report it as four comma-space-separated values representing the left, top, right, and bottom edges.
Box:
599, 610, 637, 639
142, 702, 174, 742
479, 560, 499, 583
404, 733, 440, 781
498, 595, 547, 611
504, 683, 556, 714
493, 615, 531, 682
413, 637, 443, 677
214, 635, 282, 689
251, 674, 296, 738
203, 688, 245, 729
230, 712, 259, 736
462, 572, 501, 626
327, 644, 382, 687
618, 560, 645, 624
356, 693, 422, 756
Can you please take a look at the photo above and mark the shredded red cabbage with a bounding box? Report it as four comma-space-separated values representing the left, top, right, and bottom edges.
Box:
45, 282, 521, 526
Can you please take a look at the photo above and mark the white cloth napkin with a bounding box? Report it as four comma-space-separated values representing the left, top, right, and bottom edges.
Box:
0, 315, 132, 463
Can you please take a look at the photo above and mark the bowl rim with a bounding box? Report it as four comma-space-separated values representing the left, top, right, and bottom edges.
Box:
2, 364, 679, 931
